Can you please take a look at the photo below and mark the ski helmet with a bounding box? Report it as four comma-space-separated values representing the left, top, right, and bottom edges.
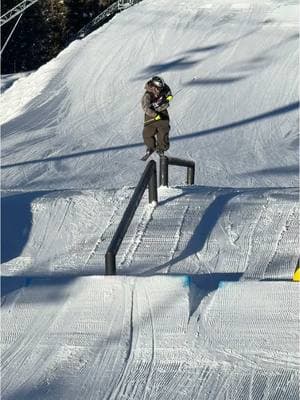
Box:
151, 76, 164, 88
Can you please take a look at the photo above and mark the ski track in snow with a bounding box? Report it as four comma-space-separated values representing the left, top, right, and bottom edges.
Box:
2, 186, 297, 278
1, 0, 299, 399
1, 186, 298, 398
1, 0, 299, 190
2, 277, 298, 399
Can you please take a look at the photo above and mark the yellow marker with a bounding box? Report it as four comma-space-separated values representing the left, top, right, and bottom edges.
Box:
166, 95, 173, 102
293, 261, 300, 282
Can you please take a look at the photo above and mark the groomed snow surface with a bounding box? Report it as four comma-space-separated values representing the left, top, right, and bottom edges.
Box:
1, 0, 299, 399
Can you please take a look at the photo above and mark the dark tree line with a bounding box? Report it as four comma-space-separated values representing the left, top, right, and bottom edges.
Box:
1, 0, 114, 73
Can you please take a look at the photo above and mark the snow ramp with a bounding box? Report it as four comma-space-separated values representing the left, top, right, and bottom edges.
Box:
2, 186, 298, 278
1, 275, 299, 400
1, 185, 299, 399
1, 0, 299, 191
1, 0, 299, 397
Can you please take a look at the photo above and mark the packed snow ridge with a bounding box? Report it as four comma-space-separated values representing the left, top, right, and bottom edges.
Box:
1, 0, 299, 399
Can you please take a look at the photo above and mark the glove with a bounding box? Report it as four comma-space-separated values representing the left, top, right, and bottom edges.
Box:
166, 95, 173, 102
152, 96, 164, 109
154, 114, 161, 121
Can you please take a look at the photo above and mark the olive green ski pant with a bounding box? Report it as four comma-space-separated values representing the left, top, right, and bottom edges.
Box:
143, 120, 170, 152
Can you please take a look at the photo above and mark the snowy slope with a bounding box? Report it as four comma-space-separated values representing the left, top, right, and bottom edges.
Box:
1, 0, 299, 190
1, 0, 299, 399
1, 276, 299, 400
1, 186, 298, 277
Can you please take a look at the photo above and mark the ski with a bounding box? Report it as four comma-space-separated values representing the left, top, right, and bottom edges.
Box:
140, 150, 168, 161
140, 148, 154, 161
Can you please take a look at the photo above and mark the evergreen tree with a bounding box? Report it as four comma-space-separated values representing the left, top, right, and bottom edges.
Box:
1, 1, 114, 74
1, 1, 67, 73
64, 0, 102, 37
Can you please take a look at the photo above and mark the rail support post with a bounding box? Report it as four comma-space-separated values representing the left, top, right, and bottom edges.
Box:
105, 251, 116, 275
149, 162, 158, 203
159, 155, 195, 187
159, 155, 169, 187
187, 165, 195, 185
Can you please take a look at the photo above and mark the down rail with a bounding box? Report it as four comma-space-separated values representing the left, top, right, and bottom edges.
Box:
105, 160, 157, 275
105, 155, 195, 275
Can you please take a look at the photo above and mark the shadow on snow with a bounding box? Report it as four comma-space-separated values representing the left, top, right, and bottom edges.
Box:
1, 191, 53, 263
145, 192, 240, 275
1, 101, 298, 169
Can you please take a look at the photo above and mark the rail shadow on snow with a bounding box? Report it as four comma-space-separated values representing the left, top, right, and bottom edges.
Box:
2, 371, 67, 400
238, 164, 299, 177
1, 276, 32, 298
141, 192, 240, 276
1, 276, 76, 305
1, 191, 53, 263
1, 102, 298, 169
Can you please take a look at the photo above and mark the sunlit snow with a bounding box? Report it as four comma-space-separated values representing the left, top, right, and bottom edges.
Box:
1, 0, 299, 399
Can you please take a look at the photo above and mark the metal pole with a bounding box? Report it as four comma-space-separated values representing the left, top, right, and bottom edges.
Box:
0, 13, 23, 56
149, 162, 158, 203
187, 165, 195, 185
0, 0, 38, 27
105, 251, 116, 275
159, 155, 169, 186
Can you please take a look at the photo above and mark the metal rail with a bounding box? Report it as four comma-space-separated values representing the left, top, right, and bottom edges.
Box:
159, 155, 195, 187
0, 0, 38, 27
76, 0, 142, 39
105, 160, 157, 275
118, 0, 138, 9
76, 2, 118, 39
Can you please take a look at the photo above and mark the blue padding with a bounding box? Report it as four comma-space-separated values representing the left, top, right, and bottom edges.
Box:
182, 275, 191, 288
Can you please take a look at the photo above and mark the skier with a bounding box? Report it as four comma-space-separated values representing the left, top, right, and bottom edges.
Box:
141, 76, 173, 161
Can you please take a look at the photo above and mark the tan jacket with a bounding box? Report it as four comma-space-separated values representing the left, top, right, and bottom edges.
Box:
141, 82, 172, 122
